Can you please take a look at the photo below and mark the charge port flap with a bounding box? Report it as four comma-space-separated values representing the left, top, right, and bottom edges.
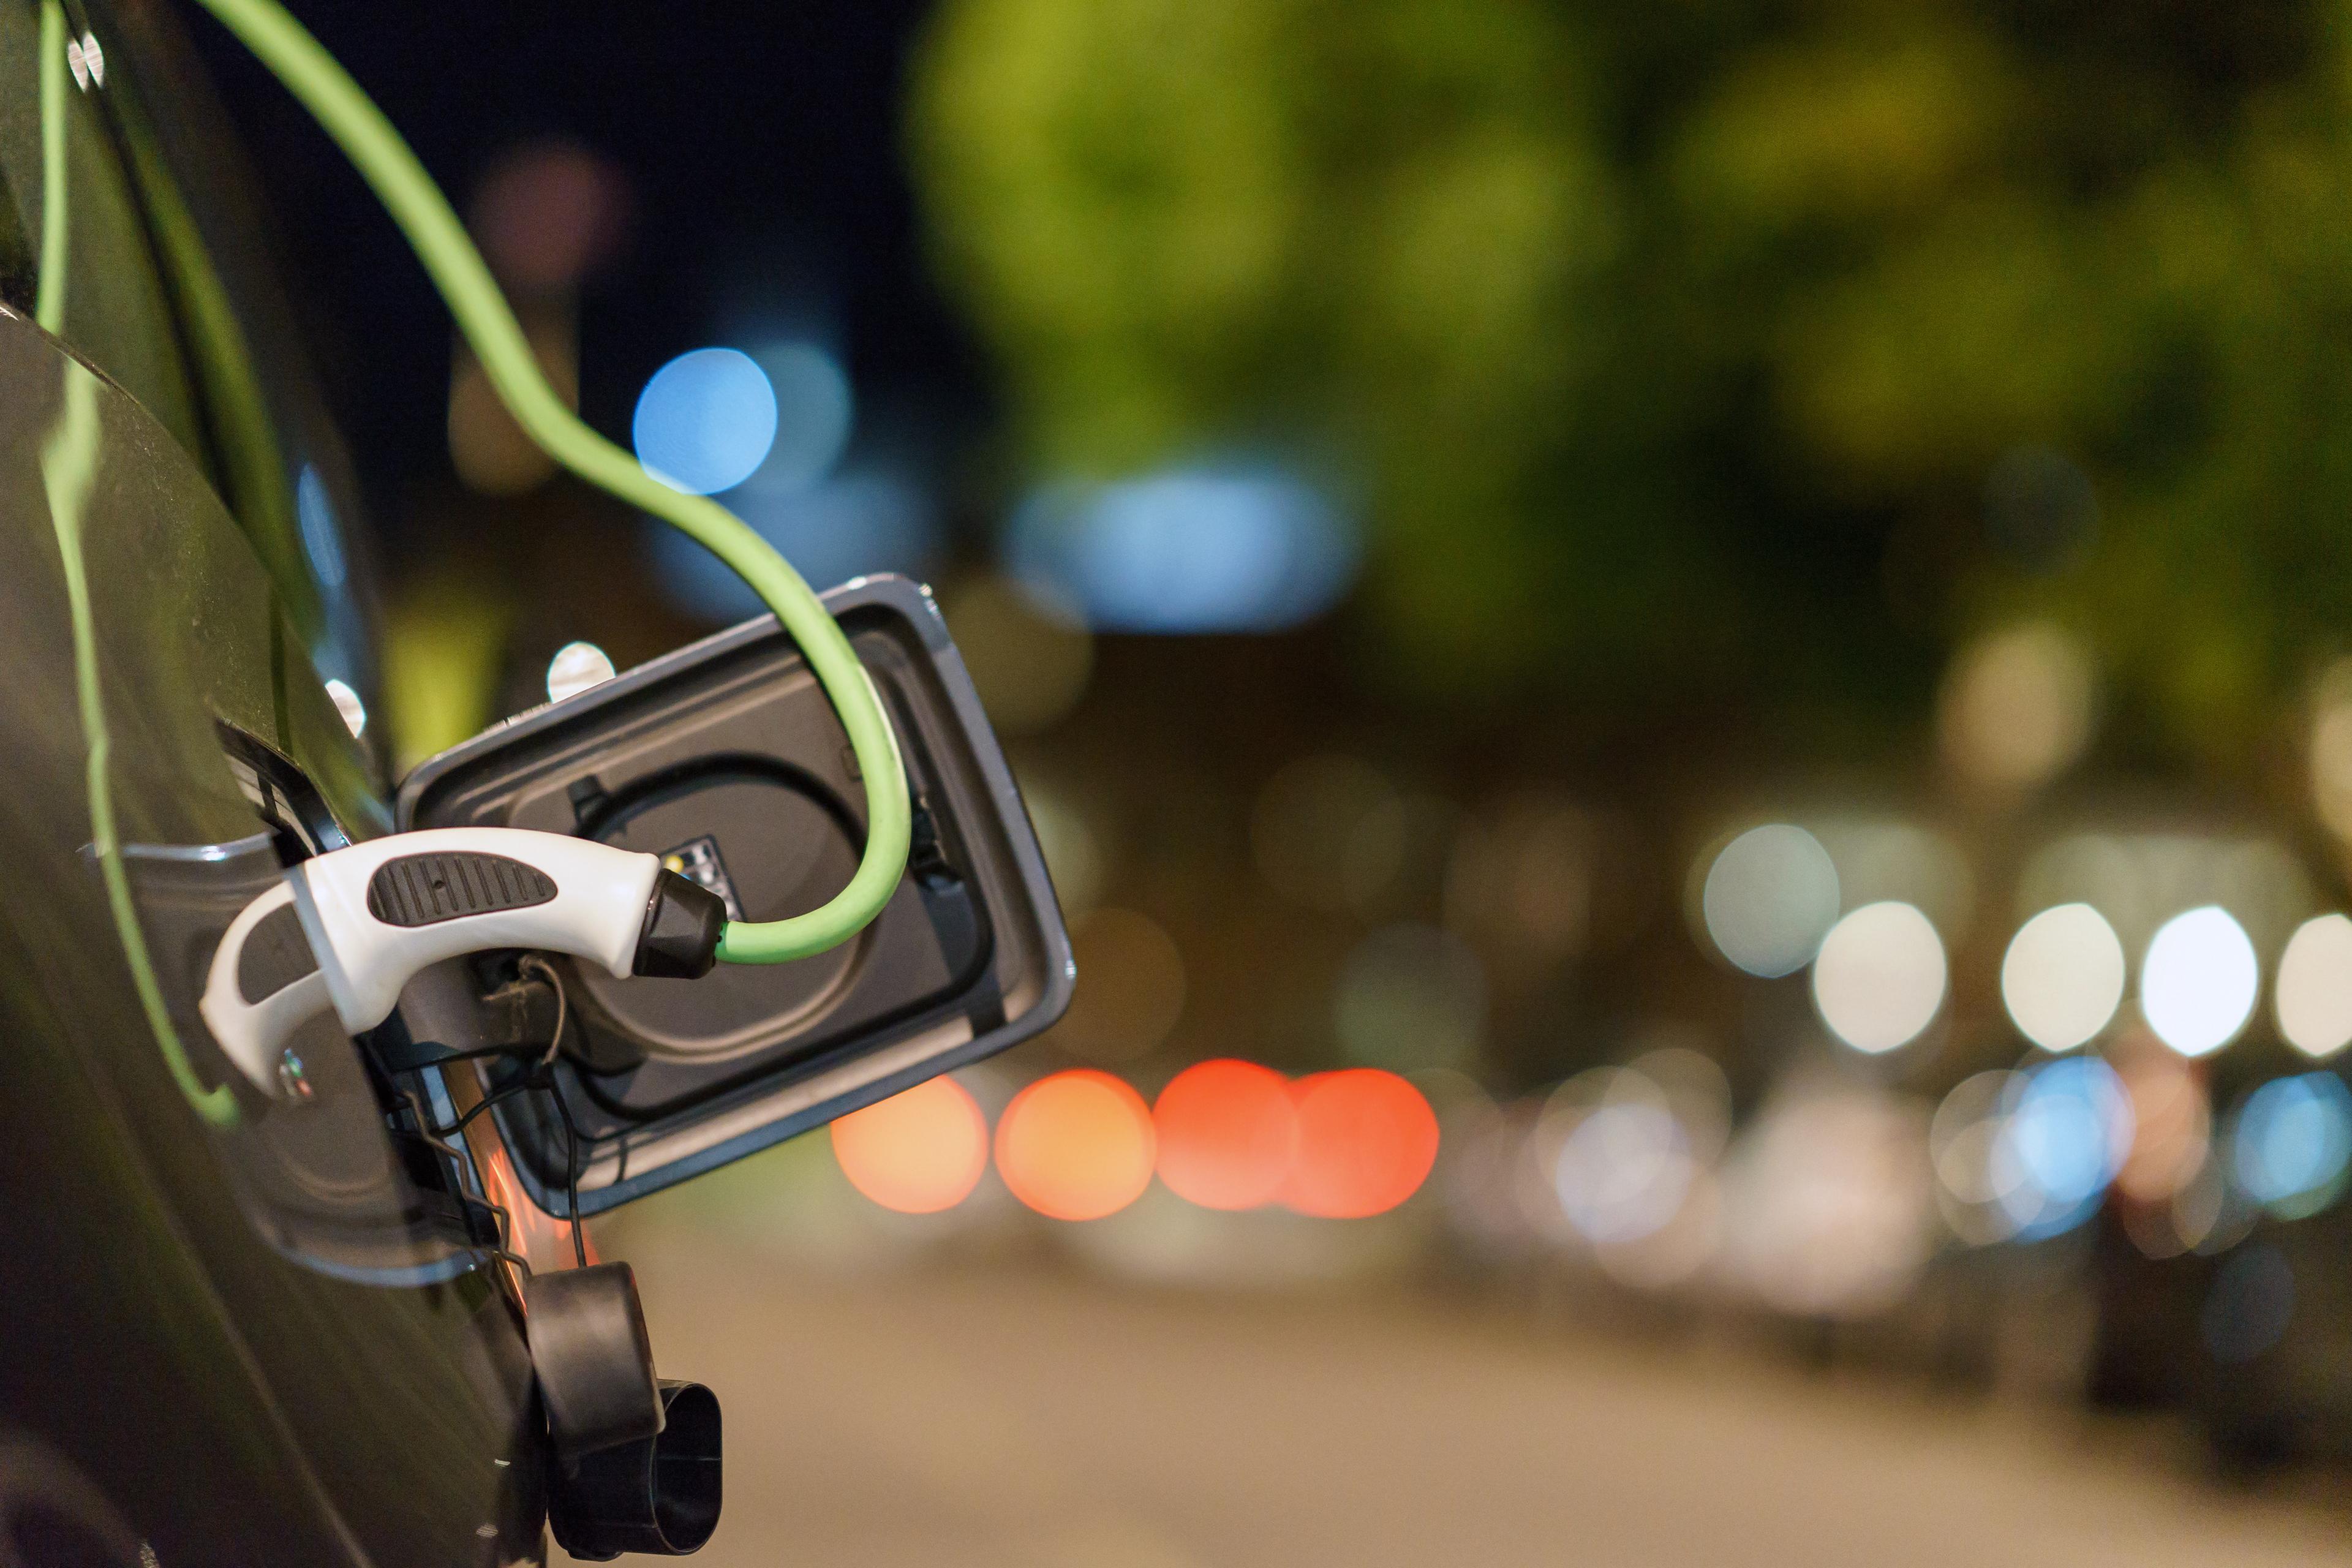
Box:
395, 576, 1072, 1215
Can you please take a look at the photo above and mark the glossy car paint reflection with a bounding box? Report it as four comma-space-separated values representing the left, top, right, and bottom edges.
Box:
0, 304, 535, 1564
2, 1, 550, 1558
0, 1428, 149, 1566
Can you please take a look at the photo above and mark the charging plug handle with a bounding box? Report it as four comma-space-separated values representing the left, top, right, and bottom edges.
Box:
199, 829, 728, 1095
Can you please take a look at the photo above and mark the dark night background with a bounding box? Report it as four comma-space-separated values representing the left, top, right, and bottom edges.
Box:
187, 1, 982, 554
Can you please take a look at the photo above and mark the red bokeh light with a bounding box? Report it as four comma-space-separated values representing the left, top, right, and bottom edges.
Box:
1153, 1059, 1298, 1210
995, 1069, 1157, 1221
831, 1076, 990, 1215
1281, 1069, 1440, 1219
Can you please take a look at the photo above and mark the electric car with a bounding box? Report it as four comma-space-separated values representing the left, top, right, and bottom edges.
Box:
0, 3, 1068, 1561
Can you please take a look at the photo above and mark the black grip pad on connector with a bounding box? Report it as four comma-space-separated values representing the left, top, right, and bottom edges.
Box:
238, 902, 320, 1003
366, 852, 557, 927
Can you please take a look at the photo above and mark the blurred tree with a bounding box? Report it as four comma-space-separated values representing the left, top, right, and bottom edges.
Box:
909, 0, 2352, 765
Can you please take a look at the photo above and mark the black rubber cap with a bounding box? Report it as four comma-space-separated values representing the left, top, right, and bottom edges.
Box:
633, 870, 725, 979
524, 1263, 663, 1461
548, 1379, 722, 1559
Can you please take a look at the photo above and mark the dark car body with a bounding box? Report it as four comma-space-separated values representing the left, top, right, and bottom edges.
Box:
1, 2, 548, 1561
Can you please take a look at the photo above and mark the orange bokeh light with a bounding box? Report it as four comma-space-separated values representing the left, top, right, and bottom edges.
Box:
1281, 1069, 1441, 1219
830, 1076, 990, 1215
995, 1069, 1157, 1221
1153, 1059, 1298, 1210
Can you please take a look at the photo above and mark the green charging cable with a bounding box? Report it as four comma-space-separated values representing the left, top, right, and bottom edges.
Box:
188, 0, 911, 965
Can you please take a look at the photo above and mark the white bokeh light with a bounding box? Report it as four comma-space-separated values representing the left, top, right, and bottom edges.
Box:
1930, 1071, 2027, 1245
1812, 901, 1947, 1053
546, 639, 617, 704
1702, 824, 1840, 978
323, 677, 366, 739
2000, 903, 2125, 1052
2141, 906, 2259, 1058
1939, 622, 2097, 792
2276, 914, 2352, 1060
1552, 1078, 1695, 1246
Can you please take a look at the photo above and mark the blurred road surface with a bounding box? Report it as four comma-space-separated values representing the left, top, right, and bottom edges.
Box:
567, 1229, 2348, 1568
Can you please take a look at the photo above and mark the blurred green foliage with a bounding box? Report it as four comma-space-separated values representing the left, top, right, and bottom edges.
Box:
910, 0, 2352, 758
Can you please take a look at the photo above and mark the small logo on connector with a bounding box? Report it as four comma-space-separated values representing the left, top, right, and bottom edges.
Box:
661, 835, 743, 921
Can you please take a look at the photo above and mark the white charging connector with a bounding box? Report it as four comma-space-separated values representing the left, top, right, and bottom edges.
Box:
198, 827, 726, 1095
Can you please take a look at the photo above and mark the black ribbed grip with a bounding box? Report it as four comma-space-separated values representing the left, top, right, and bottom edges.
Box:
237, 902, 318, 1003
366, 852, 557, 927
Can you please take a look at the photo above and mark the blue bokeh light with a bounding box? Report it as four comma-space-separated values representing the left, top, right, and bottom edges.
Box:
1999, 1055, 2133, 1239
2233, 1072, 2352, 1212
632, 347, 778, 495
1005, 463, 1359, 633
646, 471, 943, 622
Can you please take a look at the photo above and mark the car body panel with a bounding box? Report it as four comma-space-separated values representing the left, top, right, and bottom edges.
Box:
0, 13, 545, 1550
